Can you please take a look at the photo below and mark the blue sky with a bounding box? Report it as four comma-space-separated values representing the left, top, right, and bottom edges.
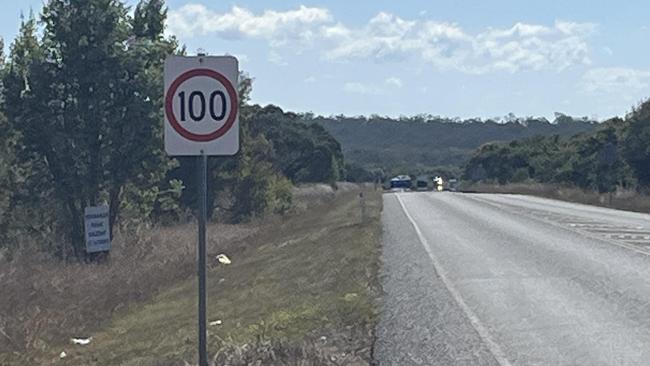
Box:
2, 1, 650, 120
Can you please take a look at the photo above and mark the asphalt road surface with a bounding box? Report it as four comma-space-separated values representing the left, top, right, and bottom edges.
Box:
376, 192, 650, 366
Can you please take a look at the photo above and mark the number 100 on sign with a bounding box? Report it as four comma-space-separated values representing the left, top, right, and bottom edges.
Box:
164, 56, 239, 156
177, 85, 229, 123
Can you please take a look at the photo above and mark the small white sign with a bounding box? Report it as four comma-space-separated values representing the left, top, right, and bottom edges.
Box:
84, 205, 111, 253
164, 55, 240, 156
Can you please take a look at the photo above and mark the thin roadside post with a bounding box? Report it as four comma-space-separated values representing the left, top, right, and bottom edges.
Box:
360, 191, 366, 223
198, 151, 208, 366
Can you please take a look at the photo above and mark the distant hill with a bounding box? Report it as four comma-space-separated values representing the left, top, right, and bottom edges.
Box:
300, 114, 598, 178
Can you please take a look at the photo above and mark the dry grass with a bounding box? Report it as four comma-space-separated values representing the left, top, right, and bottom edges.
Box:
463, 182, 650, 214
290, 183, 362, 211
211, 338, 367, 366
0, 185, 382, 365
0, 222, 257, 359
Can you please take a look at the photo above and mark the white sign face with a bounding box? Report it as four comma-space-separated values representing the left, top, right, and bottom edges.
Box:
164, 56, 239, 156
84, 205, 111, 253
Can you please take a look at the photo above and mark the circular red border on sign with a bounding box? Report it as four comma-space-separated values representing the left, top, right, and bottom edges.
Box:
165, 68, 238, 142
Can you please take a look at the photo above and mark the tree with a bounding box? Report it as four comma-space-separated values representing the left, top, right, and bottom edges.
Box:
0, 37, 16, 246
624, 100, 650, 188
2, 13, 50, 251
4, 0, 179, 257
0, 37, 4, 69
570, 127, 626, 193
3, 13, 41, 132
247, 105, 344, 184
344, 162, 374, 182
133, 0, 166, 40
106, 0, 179, 228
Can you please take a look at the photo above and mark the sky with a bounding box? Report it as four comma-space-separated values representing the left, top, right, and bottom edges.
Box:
2, 0, 650, 121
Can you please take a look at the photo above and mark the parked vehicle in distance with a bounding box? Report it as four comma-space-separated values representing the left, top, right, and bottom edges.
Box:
390, 175, 412, 191
415, 176, 429, 191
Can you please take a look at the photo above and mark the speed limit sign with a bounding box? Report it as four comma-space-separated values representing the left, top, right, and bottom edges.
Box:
164, 55, 239, 156
164, 55, 240, 365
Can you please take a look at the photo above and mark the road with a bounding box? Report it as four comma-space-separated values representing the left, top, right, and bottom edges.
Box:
376, 192, 650, 366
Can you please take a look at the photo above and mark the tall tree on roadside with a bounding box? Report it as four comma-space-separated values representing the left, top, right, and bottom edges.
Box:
105, 0, 179, 228
0, 35, 13, 244
1, 14, 46, 250
5, 0, 178, 257
624, 100, 650, 189
3, 13, 42, 134
133, 0, 166, 40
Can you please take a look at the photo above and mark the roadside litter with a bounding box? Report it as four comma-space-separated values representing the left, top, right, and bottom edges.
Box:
216, 254, 232, 265
71, 337, 92, 346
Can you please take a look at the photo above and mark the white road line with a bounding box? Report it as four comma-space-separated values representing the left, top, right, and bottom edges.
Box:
466, 194, 650, 257
395, 193, 513, 366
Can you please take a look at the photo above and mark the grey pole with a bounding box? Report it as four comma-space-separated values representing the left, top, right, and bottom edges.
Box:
198, 152, 208, 366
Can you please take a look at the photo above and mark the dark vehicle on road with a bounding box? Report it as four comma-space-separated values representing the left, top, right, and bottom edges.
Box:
415, 176, 429, 191
390, 175, 412, 190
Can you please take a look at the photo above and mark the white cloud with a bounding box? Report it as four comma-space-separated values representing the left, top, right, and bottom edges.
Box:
344, 79, 401, 94
167, 5, 596, 74
385, 77, 403, 88
304, 76, 317, 83
469, 21, 594, 73
323, 13, 421, 61
582, 67, 650, 94
321, 22, 352, 39
323, 15, 595, 73
343, 82, 380, 95
167, 4, 332, 46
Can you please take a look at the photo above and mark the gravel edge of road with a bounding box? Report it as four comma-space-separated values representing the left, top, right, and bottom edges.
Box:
374, 193, 501, 366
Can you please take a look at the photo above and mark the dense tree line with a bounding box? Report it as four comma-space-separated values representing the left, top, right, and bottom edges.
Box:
302, 113, 598, 179
0, 0, 344, 258
464, 101, 650, 193
245, 105, 344, 184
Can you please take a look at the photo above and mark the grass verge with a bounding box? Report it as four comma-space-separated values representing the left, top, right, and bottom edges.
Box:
1, 185, 382, 365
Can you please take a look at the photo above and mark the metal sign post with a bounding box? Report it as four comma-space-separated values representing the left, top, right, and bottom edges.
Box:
197, 151, 208, 365
164, 55, 239, 366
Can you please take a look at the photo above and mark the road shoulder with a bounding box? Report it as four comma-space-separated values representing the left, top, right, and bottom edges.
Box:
374, 193, 500, 366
